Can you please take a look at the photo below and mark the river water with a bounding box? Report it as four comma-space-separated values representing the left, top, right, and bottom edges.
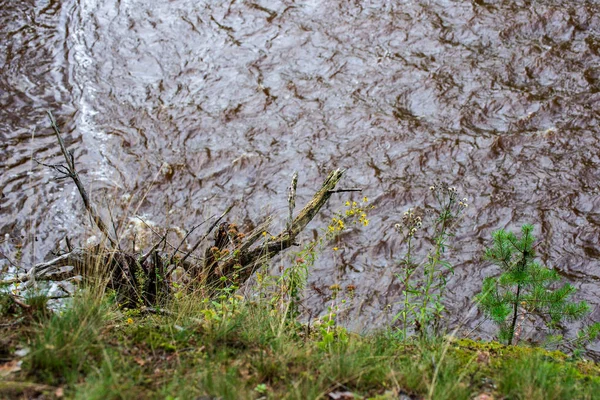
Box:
1, 0, 600, 356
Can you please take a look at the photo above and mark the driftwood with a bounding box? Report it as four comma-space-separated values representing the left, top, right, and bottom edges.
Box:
1, 250, 85, 286
1, 113, 354, 305
203, 169, 346, 287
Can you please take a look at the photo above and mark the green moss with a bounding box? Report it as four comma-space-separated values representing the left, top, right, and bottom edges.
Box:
449, 338, 600, 389
127, 324, 187, 352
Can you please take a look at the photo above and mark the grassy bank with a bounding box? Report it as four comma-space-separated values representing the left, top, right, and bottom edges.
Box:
0, 291, 599, 400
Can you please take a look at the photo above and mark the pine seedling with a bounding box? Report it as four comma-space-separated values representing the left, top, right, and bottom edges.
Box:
476, 224, 591, 345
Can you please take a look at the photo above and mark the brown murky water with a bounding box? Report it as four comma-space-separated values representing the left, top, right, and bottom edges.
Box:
2, 0, 600, 356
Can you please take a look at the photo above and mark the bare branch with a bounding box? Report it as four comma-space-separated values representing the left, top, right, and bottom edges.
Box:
167, 218, 211, 267
107, 203, 122, 251
135, 217, 191, 258
180, 204, 234, 265
46, 111, 117, 247
138, 235, 167, 265
0, 249, 20, 270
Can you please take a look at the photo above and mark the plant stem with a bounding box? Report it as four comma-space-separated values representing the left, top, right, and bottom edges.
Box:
508, 283, 521, 345
402, 235, 413, 340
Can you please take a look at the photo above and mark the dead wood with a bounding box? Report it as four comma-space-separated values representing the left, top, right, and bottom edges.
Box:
205, 169, 345, 287
13, 119, 350, 304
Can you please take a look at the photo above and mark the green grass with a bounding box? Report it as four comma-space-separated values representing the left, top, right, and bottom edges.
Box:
0, 291, 599, 399
26, 293, 114, 386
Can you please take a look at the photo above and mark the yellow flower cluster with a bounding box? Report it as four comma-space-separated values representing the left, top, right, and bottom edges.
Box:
325, 197, 373, 243
343, 197, 371, 227
328, 217, 346, 233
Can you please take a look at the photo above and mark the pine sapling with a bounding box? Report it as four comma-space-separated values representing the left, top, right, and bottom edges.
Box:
476, 224, 591, 345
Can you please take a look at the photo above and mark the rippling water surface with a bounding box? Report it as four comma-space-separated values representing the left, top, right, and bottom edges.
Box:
2, 0, 600, 356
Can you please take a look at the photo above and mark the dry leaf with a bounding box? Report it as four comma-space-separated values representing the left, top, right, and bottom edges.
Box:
134, 357, 146, 366
0, 360, 21, 377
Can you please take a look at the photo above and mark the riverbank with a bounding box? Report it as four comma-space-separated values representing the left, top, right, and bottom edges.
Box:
1, 291, 598, 400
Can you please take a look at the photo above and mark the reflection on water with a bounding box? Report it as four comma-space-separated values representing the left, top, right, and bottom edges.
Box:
1, 0, 600, 356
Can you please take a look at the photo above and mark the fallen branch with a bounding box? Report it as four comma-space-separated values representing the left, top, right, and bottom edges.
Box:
213, 169, 345, 285
0, 250, 84, 286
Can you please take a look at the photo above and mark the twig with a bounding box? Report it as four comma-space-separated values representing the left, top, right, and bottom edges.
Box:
0, 249, 20, 270
135, 217, 185, 255
464, 316, 489, 338
140, 306, 175, 316
107, 203, 122, 251
179, 204, 234, 266
33, 159, 73, 182
167, 218, 211, 267
46, 111, 117, 247
138, 235, 167, 265
10, 294, 31, 310
45, 295, 73, 300
0, 317, 25, 328
328, 188, 362, 193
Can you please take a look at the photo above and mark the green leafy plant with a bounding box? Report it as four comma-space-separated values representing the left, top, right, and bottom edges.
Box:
254, 383, 268, 394
572, 322, 600, 357
280, 240, 317, 319
476, 224, 593, 345
315, 304, 349, 352
267, 198, 371, 321
393, 183, 467, 339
